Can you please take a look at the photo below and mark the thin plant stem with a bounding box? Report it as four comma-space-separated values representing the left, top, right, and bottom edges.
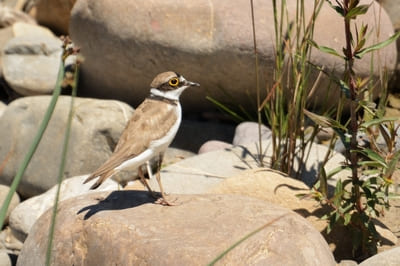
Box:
45, 62, 79, 266
250, 0, 264, 167
343, 0, 362, 213
0, 59, 65, 230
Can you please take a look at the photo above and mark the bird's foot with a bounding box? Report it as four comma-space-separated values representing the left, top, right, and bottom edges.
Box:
155, 196, 178, 206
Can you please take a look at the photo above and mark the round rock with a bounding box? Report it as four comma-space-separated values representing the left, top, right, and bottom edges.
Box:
0, 184, 20, 224
233, 121, 272, 146
359, 246, 400, 266
0, 96, 134, 197
2, 35, 62, 95
8, 175, 118, 242
17, 193, 335, 265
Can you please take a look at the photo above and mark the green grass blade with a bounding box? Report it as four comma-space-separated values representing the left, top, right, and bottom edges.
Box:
207, 214, 287, 266
206, 96, 246, 122
46, 62, 79, 266
0, 59, 65, 229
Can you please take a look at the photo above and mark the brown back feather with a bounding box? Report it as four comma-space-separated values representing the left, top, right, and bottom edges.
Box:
84, 98, 178, 188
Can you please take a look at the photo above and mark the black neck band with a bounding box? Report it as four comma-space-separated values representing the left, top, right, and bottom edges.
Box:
148, 93, 178, 105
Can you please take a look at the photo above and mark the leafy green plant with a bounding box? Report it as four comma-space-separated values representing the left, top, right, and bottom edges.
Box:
264, 0, 327, 178
305, 0, 400, 259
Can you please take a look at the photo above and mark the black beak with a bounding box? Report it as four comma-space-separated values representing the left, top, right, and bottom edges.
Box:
187, 81, 200, 87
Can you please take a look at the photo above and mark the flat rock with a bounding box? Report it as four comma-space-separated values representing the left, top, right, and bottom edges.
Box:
359, 246, 400, 266
208, 169, 325, 233
0, 96, 134, 197
143, 140, 347, 194
162, 147, 196, 166
17, 193, 335, 265
2, 34, 62, 95
9, 175, 118, 242
69, 0, 396, 111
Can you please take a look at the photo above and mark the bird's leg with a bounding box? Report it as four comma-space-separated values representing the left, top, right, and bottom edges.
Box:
155, 153, 176, 206
146, 160, 154, 179
138, 166, 157, 199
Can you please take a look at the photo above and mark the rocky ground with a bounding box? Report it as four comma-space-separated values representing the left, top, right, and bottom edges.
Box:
0, 0, 399, 265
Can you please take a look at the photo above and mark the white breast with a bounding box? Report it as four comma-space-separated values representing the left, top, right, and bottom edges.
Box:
115, 104, 182, 171
149, 103, 182, 153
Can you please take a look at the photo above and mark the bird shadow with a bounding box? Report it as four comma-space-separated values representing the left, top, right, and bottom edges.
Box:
77, 190, 156, 220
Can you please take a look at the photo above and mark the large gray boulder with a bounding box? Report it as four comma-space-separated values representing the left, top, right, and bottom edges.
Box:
17, 193, 336, 265
0, 96, 134, 197
69, 0, 397, 111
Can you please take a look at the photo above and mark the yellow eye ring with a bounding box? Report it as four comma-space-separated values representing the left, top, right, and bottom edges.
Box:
168, 77, 179, 87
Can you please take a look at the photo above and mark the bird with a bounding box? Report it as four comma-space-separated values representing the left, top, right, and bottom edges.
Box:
84, 71, 200, 205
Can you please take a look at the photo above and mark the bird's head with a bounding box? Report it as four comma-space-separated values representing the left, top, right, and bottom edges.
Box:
149, 71, 200, 101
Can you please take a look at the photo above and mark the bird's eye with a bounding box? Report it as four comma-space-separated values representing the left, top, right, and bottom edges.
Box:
168, 78, 179, 87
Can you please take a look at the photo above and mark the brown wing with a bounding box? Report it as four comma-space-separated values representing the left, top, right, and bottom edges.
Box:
84, 98, 178, 189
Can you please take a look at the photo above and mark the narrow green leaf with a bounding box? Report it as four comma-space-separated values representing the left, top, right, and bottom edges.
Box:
360, 117, 398, 128
334, 179, 343, 206
358, 160, 386, 168
358, 100, 376, 115
359, 148, 387, 168
325, 0, 345, 17
384, 149, 400, 178
303, 109, 347, 130
344, 213, 352, 225
356, 31, 400, 58
326, 165, 348, 179
319, 167, 328, 197
361, 186, 372, 198
342, 179, 353, 189
319, 46, 343, 58
308, 40, 344, 58
345, 4, 371, 20
354, 38, 366, 53
379, 124, 392, 151
362, 169, 381, 176
206, 96, 246, 122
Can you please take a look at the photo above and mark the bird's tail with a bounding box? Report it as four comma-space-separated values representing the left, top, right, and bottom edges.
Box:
83, 169, 117, 189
